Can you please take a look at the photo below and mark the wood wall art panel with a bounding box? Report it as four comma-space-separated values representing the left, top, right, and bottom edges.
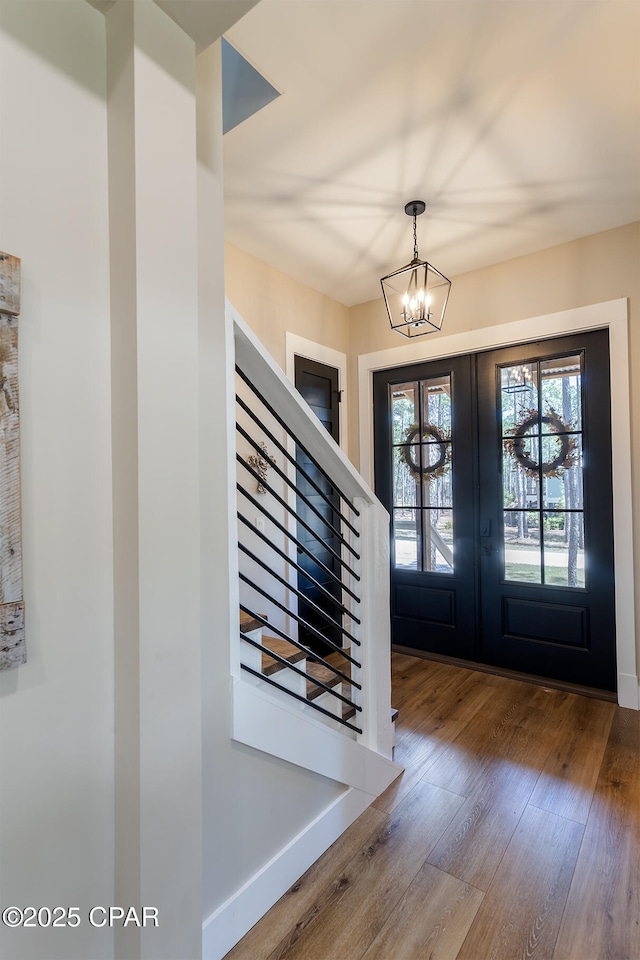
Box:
0, 251, 24, 670
0, 252, 20, 316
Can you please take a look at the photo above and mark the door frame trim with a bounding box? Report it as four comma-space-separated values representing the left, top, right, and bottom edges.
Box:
358, 298, 638, 709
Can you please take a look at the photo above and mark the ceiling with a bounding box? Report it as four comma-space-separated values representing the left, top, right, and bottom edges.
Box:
222, 0, 640, 308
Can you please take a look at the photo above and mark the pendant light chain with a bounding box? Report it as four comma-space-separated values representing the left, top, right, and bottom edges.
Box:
413, 213, 419, 262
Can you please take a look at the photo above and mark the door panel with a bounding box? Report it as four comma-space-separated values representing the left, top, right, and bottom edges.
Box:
477, 331, 616, 689
373, 330, 616, 691
374, 354, 477, 659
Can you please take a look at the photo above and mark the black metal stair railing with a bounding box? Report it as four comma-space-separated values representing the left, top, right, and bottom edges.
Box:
236, 364, 363, 735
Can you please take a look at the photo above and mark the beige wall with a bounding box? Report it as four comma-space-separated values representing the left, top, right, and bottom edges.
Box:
225, 242, 350, 369
228, 224, 639, 475
348, 222, 640, 469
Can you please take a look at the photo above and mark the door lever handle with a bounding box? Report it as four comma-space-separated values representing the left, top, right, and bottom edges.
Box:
480, 537, 492, 557
480, 519, 492, 556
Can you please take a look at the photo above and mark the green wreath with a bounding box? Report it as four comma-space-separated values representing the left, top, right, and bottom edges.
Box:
505, 407, 578, 479
399, 422, 451, 482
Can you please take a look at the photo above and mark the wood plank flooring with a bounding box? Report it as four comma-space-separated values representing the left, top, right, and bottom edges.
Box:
224, 653, 640, 960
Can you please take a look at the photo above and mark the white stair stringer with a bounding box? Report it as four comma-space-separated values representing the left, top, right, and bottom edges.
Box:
232, 676, 402, 797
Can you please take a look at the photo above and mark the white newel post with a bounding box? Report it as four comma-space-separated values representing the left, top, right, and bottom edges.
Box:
107, 3, 203, 957
356, 497, 394, 758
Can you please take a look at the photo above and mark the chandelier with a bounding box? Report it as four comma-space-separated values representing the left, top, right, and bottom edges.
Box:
380, 200, 451, 338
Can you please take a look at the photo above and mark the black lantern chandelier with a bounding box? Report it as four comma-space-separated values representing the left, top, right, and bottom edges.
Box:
380, 200, 451, 338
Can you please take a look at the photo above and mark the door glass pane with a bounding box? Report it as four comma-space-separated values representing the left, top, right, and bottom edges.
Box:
542, 434, 583, 509
423, 375, 452, 434
391, 382, 418, 442
503, 440, 540, 509
393, 508, 419, 569
393, 444, 420, 507
540, 355, 582, 431
423, 509, 453, 574
504, 510, 541, 583
501, 363, 537, 433
544, 512, 585, 587
423, 453, 452, 508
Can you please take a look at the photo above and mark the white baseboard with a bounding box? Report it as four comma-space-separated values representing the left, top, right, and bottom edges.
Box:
617, 671, 640, 709
202, 785, 374, 960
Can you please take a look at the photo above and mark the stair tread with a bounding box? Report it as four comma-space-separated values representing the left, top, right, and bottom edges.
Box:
240, 611, 263, 634
306, 662, 342, 701
339, 683, 356, 722
324, 647, 352, 677
261, 636, 306, 676
342, 703, 356, 721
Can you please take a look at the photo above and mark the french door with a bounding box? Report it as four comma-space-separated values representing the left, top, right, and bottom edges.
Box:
373, 330, 616, 691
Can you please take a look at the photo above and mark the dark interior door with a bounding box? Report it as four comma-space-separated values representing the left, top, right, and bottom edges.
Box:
294, 356, 341, 652
373, 330, 616, 692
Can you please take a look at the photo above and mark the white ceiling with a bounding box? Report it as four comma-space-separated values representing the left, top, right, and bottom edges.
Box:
223, 0, 640, 307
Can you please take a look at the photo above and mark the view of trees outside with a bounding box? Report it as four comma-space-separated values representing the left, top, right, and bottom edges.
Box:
501, 355, 584, 587
391, 376, 453, 573
389, 354, 584, 588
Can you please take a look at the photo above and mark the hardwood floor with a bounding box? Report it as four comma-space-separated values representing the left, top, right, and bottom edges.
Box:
224, 653, 640, 960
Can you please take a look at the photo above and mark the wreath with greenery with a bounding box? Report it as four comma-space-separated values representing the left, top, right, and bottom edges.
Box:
505, 407, 578, 479
399, 422, 451, 482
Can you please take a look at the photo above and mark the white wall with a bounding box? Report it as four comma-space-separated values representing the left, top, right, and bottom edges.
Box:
0, 3, 114, 959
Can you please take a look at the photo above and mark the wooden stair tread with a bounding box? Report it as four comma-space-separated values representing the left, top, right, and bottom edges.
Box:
324, 647, 352, 678
240, 611, 263, 634
306, 662, 342, 701
338, 683, 355, 722
261, 636, 306, 676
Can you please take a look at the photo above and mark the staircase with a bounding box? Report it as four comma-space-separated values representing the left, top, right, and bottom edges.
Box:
205, 302, 402, 960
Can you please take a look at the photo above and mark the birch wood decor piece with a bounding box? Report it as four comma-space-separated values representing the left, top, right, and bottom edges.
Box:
0, 252, 24, 670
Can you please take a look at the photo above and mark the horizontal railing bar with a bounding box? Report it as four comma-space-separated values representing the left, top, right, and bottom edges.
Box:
239, 542, 361, 647
236, 364, 360, 517
237, 512, 361, 624
239, 605, 358, 688
239, 575, 362, 668
237, 484, 361, 604
237, 422, 360, 560
238, 456, 360, 581
240, 632, 360, 712
240, 663, 362, 735
236, 393, 360, 539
